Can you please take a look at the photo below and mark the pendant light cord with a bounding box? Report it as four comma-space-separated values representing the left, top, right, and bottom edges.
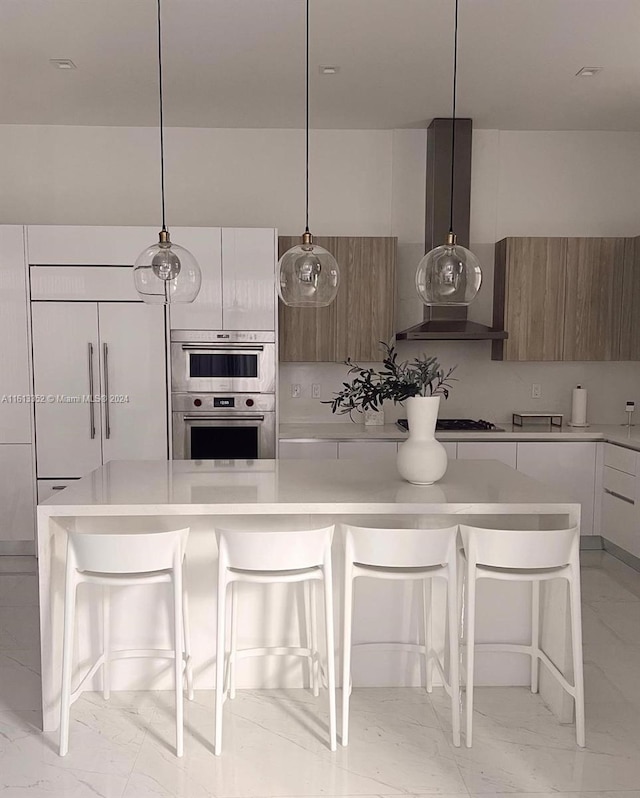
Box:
157, 0, 167, 232
448, 0, 459, 236
305, 0, 310, 234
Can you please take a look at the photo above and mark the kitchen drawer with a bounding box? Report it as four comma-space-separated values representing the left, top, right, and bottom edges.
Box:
338, 441, 398, 461
604, 443, 637, 475
278, 441, 338, 460
37, 478, 79, 504
603, 466, 636, 503
602, 489, 640, 559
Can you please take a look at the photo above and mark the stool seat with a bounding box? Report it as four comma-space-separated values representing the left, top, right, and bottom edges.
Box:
59, 528, 193, 758
214, 525, 336, 756
459, 524, 585, 748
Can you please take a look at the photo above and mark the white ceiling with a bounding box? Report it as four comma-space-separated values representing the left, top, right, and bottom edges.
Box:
1, 0, 639, 130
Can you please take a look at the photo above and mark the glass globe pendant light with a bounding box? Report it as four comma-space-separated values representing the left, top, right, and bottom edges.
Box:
415, 0, 482, 306
134, 0, 201, 304
277, 0, 340, 308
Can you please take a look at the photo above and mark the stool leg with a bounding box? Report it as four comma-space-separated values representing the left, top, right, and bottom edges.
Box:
102, 585, 110, 701
173, 572, 184, 757
464, 565, 477, 748
215, 575, 227, 756
303, 581, 317, 695
531, 580, 540, 694
229, 583, 238, 700
423, 578, 433, 693
447, 570, 461, 747
182, 577, 194, 701
310, 580, 319, 696
341, 563, 354, 746
59, 572, 76, 757
569, 566, 586, 748
322, 565, 337, 752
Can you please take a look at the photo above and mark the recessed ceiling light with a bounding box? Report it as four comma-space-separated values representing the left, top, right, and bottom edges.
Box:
576, 66, 603, 77
319, 65, 340, 75
50, 59, 77, 70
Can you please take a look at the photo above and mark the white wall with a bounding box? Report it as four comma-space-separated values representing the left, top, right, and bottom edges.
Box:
0, 125, 392, 235
1, 123, 639, 425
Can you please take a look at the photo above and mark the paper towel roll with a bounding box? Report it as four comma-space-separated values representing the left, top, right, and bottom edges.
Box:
570, 386, 588, 427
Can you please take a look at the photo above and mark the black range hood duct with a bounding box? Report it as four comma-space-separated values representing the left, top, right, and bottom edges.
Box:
396, 118, 506, 341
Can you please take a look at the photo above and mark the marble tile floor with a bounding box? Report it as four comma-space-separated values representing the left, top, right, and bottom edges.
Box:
1, 552, 640, 798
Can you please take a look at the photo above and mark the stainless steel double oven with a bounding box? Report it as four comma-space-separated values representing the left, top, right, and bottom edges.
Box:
171, 330, 276, 460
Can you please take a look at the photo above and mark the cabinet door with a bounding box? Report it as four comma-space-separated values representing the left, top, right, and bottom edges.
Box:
222, 228, 276, 330
457, 441, 517, 468
620, 235, 640, 360
278, 236, 346, 362
26, 226, 158, 265
0, 226, 31, 443
98, 303, 167, 463
338, 441, 398, 460
563, 237, 625, 361
32, 302, 102, 478
492, 237, 567, 361
37, 478, 78, 504
336, 237, 396, 361
278, 441, 338, 459
601, 490, 640, 558
0, 445, 34, 541
169, 228, 222, 330
516, 442, 596, 535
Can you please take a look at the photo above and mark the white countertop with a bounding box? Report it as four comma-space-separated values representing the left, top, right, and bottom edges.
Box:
280, 422, 640, 449
38, 458, 579, 516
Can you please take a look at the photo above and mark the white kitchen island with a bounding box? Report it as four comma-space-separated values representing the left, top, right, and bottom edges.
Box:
37, 458, 581, 732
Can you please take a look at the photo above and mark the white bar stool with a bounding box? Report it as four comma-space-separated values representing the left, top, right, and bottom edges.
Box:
214, 525, 336, 756
459, 524, 585, 748
341, 523, 460, 747
59, 528, 193, 757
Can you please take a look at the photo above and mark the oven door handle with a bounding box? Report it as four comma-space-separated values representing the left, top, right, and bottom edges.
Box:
180, 344, 264, 352
182, 415, 265, 422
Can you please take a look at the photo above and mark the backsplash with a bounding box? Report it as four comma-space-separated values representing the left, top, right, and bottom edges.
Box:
279, 340, 640, 426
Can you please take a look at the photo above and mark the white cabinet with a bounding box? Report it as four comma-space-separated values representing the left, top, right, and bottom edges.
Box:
32, 302, 102, 477
170, 228, 276, 331
98, 303, 167, 464
0, 226, 32, 443
338, 441, 398, 461
600, 444, 640, 558
457, 441, 517, 467
441, 442, 457, 459
222, 228, 276, 330
0, 445, 35, 541
26, 225, 158, 266
167, 228, 223, 330
279, 441, 338, 460
516, 442, 597, 535
32, 301, 166, 478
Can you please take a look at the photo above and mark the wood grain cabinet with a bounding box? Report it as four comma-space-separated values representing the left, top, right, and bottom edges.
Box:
278, 236, 396, 362
493, 235, 637, 362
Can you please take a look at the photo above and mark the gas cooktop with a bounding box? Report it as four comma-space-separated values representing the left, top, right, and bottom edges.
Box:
396, 418, 503, 432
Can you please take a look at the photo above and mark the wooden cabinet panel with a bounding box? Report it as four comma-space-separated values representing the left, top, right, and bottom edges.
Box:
278, 236, 346, 362
563, 237, 625, 361
337, 237, 396, 361
492, 237, 567, 361
620, 235, 640, 360
278, 236, 396, 362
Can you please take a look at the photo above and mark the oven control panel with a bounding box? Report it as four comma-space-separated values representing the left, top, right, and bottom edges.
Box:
171, 393, 276, 412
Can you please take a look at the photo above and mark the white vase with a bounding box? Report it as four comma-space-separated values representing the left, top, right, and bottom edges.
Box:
396, 396, 448, 485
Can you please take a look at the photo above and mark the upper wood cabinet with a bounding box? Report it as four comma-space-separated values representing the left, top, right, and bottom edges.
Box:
493, 235, 635, 361
278, 236, 396, 362
492, 237, 567, 361
563, 237, 625, 361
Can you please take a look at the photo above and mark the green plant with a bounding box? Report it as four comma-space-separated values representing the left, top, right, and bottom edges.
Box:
323, 342, 456, 418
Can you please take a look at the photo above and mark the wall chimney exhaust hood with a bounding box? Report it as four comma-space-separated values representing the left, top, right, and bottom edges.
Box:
396, 118, 507, 342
